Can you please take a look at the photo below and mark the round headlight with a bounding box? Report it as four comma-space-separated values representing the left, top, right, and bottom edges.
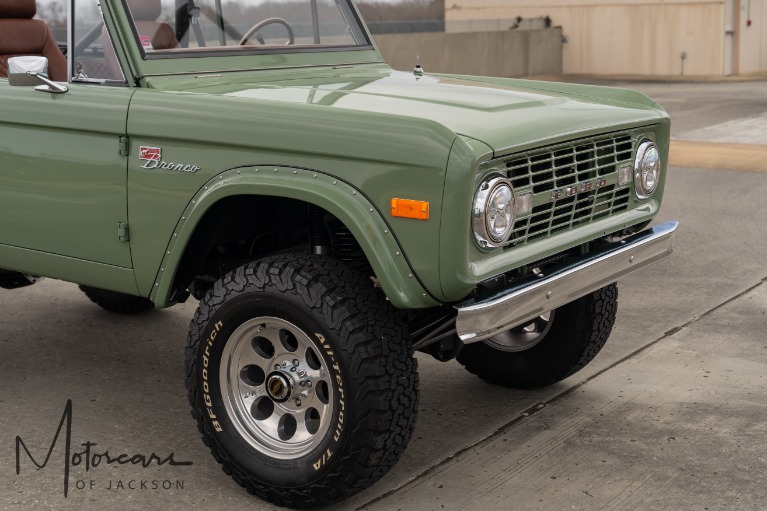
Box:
634, 141, 661, 199
473, 176, 515, 248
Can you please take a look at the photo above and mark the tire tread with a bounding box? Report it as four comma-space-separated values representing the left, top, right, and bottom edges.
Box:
185, 254, 418, 508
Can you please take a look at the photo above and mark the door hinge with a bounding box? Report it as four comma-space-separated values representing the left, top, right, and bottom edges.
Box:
118, 136, 129, 156
118, 222, 130, 242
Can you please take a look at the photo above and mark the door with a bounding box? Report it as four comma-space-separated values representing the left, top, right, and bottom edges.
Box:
0, 0, 134, 271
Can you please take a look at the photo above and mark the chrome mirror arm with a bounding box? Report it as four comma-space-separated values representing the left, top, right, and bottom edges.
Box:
27, 71, 69, 94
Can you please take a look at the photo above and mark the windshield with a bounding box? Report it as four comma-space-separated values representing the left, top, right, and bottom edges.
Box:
123, 0, 370, 58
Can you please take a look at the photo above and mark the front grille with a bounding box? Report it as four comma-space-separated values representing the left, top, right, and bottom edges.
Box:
495, 131, 634, 247
511, 185, 630, 243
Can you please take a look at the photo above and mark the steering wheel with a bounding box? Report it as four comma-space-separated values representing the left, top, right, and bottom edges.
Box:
239, 18, 295, 46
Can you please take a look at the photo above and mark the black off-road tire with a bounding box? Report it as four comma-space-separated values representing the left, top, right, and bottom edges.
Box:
185, 253, 418, 508
457, 283, 618, 389
79, 285, 154, 314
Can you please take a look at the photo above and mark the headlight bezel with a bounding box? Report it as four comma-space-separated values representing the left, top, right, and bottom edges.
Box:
473, 175, 516, 249
634, 140, 661, 199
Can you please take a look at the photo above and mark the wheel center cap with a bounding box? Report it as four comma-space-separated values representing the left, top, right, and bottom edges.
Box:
266, 372, 292, 402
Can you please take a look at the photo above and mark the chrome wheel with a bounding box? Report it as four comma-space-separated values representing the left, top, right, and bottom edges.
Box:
220, 316, 333, 459
483, 311, 554, 352
189, 254, 420, 506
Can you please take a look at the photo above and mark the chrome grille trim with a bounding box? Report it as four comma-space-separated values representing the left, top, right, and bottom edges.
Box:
491, 131, 635, 247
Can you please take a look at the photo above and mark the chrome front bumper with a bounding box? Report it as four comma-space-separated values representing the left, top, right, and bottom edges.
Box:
455, 221, 678, 343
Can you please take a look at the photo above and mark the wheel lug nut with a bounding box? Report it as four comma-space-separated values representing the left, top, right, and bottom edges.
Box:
299, 380, 306, 387
292, 359, 299, 366
282, 361, 288, 368
305, 381, 312, 388
295, 398, 302, 406
274, 364, 280, 370
298, 370, 306, 377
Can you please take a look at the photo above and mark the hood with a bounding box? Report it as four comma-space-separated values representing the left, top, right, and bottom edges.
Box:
145, 66, 666, 156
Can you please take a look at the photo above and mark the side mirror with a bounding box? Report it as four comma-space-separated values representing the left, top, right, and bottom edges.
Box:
7, 56, 68, 94
8, 56, 49, 85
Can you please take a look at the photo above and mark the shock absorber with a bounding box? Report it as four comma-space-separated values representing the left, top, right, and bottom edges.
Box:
308, 204, 330, 255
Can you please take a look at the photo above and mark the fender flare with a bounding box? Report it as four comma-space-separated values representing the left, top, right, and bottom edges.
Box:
149, 165, 440, 309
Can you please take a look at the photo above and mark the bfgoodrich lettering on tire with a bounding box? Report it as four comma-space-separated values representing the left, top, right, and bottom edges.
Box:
457, 283, 618, 389
185, 254, 418, 508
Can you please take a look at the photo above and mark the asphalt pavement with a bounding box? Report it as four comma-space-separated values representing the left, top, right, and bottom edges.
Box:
1, 79, 766, 511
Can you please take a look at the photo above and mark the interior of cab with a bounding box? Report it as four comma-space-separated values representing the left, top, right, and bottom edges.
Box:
0, 0, 368, 84
127, 0, 367, 55
0, 0, 128, 83
0, 0, 67, 81
127, 0, 181, 51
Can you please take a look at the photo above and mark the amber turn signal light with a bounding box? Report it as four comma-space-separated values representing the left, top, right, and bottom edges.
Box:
390, 198, 429, 220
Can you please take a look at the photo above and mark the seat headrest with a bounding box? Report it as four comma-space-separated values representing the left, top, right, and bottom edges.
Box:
127, 0, 161, 21
0, 0, 37, 19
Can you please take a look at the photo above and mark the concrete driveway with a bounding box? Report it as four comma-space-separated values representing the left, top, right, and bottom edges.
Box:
1, 79, 766, 511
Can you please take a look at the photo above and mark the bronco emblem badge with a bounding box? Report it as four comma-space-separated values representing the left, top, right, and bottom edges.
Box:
139, 146, 161, 161
139, 146, 201, 173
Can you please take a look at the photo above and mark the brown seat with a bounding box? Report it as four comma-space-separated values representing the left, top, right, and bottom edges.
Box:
127, 0, 180, 51
0, 0, 67, 81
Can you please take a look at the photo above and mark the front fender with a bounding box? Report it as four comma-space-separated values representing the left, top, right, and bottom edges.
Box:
149, 166, 440, 309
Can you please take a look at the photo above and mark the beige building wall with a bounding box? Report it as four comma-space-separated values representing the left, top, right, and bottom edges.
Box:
738, 0, 767, 73
375, 29, 563, 77
446, 0, 728, 76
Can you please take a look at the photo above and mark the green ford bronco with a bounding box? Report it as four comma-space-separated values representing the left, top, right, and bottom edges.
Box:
0, 0, 677, 507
